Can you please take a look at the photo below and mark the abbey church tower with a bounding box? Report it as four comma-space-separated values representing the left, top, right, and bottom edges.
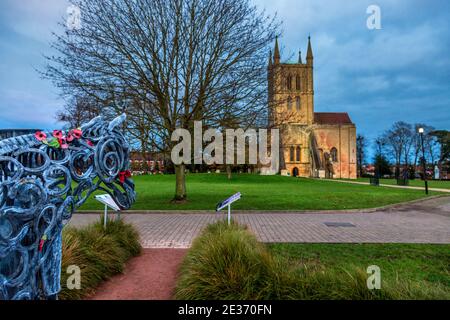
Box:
268, 36, 314, 126
268, 37, 357, 179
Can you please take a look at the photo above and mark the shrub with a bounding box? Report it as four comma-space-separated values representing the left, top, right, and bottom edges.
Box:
175, 221, 300, 300
175, 221, 450, 300
59, 218, 141, 300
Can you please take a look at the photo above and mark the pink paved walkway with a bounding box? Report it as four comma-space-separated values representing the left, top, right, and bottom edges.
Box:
87, 249, 187, 300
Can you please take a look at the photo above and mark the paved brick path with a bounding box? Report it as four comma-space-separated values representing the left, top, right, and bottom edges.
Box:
69, 197, 450, 247
87, 249, 187, 300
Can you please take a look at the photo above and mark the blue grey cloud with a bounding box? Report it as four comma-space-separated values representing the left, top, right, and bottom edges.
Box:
254, 0, 450, 156
0, 0, 69, 129
0, 0, 449, 156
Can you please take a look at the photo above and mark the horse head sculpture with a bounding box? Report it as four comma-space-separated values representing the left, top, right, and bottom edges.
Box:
0, 114, 135, 300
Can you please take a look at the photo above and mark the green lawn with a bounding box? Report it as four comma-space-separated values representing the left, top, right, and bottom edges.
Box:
353, 178, 450, 189
269, 243, 450, 297
348, 178, 450, 189
80, 173, 439, 211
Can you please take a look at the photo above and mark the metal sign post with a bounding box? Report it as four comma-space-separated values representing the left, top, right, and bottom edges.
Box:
95, 194, 122, 229
216, 192, 241, 225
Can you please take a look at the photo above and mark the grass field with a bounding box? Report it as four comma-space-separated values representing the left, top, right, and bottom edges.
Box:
176, 221, 450, 299
353, 178, 450, 189
80, 173, 439, 211
269, 243, 450, 292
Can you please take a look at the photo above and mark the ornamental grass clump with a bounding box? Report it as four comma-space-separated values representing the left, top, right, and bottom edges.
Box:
175, 220, 299, 300
59, 218, 141, 300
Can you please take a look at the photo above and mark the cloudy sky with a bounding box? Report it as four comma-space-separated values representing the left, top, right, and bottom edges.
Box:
0, 0, 449, 153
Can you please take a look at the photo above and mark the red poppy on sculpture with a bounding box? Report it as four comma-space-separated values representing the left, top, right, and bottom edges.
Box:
66, 131, 75, 142
118, 170, 132, 184
52, 130, 63, 139
35, 131, 47, 141
72, 128, 82, 139
34, 127, 83, 149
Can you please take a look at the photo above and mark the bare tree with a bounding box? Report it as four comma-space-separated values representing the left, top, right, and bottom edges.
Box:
56, 95, 101, 129
382, 122, 413, 179
356, 134, 367, 177
45, 0, 280, 201
374, 137, 385, 156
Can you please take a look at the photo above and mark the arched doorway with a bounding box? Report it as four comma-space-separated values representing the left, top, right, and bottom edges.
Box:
292, 167, 299, 177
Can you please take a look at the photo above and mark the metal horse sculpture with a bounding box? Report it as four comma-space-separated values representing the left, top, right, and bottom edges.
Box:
0, 114, 135, 300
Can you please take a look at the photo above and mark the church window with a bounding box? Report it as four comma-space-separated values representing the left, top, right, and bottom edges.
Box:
296, 75, 301, 90
296, 97, 301, 110
296, 146, 301, 162
289, 146, 295, 162
331, 147, 338, 162
287, 97, 292, 110
286, 75, 292, 90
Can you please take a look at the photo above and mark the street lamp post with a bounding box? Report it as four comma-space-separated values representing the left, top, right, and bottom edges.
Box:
418, 127, 429, 195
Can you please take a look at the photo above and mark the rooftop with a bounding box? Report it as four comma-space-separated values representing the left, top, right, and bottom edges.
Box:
314, 112, 353, 125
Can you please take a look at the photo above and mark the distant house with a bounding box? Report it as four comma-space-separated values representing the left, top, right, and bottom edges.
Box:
0, 129, 41, 140
363, 164, 376, 176
129, 151, 165, 174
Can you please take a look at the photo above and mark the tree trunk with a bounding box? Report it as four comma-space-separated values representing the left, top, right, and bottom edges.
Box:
413, 150, 419, 173
358, 154, 363, 177
174, 164, 186, 201
429, 145, 435, 165
141, 141, 147, 172
404, 155, 409, 179
226, 165, 232, 180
